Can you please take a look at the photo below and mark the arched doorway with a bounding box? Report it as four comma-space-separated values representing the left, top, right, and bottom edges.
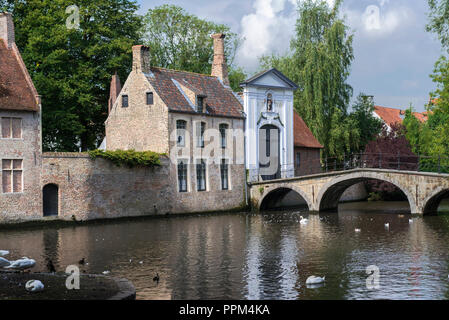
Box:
43, 184, 59, 217
259, 124, 280, 181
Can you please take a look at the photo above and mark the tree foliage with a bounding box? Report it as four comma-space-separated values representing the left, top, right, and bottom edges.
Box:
143, 4, 245, 92
260, 0, 354, 158
0, 0, 143, 152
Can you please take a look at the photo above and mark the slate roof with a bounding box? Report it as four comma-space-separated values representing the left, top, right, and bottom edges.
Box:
146, 67, 244, 119
0, 40, 39, 112
293, 111, 323, 149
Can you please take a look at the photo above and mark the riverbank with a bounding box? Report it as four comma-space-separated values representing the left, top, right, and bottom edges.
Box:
0, 206, 250, 231
0, 271, 136, 300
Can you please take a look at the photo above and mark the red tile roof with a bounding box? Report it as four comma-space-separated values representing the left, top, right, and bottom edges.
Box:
0, 40, 39, 112
146, 67, 244, 119
374, 105, 428, 126
373, 106, 403, 127
293, 111, 323, 149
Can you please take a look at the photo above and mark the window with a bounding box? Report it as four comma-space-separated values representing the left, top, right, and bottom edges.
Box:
122, 95, 129, 108
219, 124, 228, 149
296, 152, 301, 167
197, 96, 204, 113
1, 117, 22, 139
220, 159, 229, 190
177, 160, 188, 192
2, 159, 22, 193
196, 160, 206, 191
146, 92, 153, 105
176, 120, 187, 147
197, 122, 206, 148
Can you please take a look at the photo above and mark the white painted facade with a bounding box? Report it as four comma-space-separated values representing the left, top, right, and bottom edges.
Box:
241, 69, 298, 182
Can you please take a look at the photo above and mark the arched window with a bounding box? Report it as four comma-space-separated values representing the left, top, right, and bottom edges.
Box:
219, 124, 228, 149
176, 120, 187, 147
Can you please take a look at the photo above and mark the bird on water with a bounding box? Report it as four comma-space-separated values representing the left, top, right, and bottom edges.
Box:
153, 273, 160, 282
47, 260, 56, 273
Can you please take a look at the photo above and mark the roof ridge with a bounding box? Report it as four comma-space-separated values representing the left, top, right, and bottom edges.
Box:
151, 66, 216, 78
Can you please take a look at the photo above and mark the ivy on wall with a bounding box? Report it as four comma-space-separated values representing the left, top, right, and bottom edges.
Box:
88, 149, 162, 168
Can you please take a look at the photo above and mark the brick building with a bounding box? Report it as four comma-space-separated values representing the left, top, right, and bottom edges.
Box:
0, 12, 43, 221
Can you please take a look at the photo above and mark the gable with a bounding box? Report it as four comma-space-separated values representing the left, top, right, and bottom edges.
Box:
0, 40, 39, 112
241, 68, 298, 90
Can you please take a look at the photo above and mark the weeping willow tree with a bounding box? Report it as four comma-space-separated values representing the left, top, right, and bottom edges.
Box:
261, 0, 358, 158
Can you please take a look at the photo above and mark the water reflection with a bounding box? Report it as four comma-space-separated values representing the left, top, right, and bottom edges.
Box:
1, 202, 449, 300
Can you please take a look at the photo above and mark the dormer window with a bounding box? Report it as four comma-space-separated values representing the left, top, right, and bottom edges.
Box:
196, 96, 205, 113
146, 92, 153, 105
122, 95, 129, 108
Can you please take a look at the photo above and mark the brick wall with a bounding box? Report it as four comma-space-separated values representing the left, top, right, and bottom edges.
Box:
0, 110, 42, 222
294, 147, 321, 176
105, 71, 169, 154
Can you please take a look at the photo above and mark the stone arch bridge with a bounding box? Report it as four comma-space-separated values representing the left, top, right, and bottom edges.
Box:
249, 168, 449, 215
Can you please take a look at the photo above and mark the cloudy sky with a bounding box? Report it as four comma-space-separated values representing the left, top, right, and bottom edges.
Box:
137, 0, 444, 111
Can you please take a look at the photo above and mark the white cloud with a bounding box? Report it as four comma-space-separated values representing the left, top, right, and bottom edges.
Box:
237, 0, 297, 72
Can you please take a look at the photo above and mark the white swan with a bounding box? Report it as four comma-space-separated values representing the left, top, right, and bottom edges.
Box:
409, 219, 413, 224
25, 280, 44, 292
0, 250, 9, 257
0, 257, 10, 267
355, 228, 361, 233
306, 276, 325, 285
4, 257, 36, 271
299, 216, 308, 225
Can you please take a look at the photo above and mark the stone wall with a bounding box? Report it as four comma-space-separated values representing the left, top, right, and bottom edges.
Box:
38, 152, 246, 222
41, 153, 173, 221
0, 110, 42, 222
105, 71, 169, 154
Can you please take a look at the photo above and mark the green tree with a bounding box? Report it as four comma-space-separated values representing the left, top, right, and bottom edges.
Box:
349, 94, 383, 152
0, 0, 143, 151
402, 107, 422, 154
143, 4, 245, 92
260, 0, 354, 158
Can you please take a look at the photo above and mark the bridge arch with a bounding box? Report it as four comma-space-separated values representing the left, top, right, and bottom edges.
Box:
423, 187, 449, 215
259, 184, 312, 211
316, 172, 417, 213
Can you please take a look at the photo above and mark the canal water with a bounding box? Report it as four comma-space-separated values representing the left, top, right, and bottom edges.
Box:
1, 201, 449, 300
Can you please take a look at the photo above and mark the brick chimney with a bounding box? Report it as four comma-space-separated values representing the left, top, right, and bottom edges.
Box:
132, 45, 151, 74
108, 72, 121, 113
0, 12, 15, 48
211, 33, 230, 87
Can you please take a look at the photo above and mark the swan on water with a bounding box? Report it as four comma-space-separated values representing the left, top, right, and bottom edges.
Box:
0, 257, 10, 267
355, 228, 361, 233
0, 250, 9, 257
25, 280, 44, 292
409, 219, 413, 224
299, 216, 308, 225
4, 257, 36, 271
103, 271, 110, 275
306, 276, 325, 285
